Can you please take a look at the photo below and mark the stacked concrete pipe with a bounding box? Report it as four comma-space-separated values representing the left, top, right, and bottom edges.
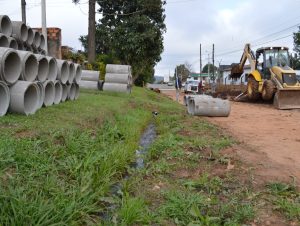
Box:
0, 33, 9, 47
53, 80, 62, 104
35, 81, 45, 110
0, 15, 12, 36
0, 81, 10, 116
79, 70, 100, 90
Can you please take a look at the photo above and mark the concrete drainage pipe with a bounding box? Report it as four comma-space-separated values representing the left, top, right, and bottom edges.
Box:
81, 70, 99, 81
17, 40, 25, 50
26, 26, 34, 45
78, 80, 99, 90
0, 15, 12, 36
39, 34, 46, 50
53, 80, 62, 104
0, 34, 9, 47
105, 73, 131, 84
68, 62, 75, 84
17, 50, 38, 81
12, 21, 28, 42
57, 59, 69, 84
0, 81, 10, 116
8, 37, 18, 49
46, 56, 58, 81
32, 30, 41, 48
74, 83, 79, 100
35, 54, 49, 82
34, 81, 45, 110
61, 84, 68, 102
103, 83, 131, 94
74, 64, 82, 84
9, 81, 39, 115
68, 83, 76, 100
42, 80, 55, 107
0, 47, 21, 85
106, 64, 131, 74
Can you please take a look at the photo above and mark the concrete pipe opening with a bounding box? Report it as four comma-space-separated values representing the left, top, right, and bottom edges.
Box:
35, 55, 49, 82
17, 41, 24, 50
26, 27, 34, 45
57, 60, 69, 84
0, 15, 12, 36
68, 62, 75, 84
12, 21, 28, 42
61, 84, 68, 102
53, 81, 62, 104
8, 37, 18, 49
33, 31, 41, 48
17, 51, 38, 81
74, 83, 79, 100
9, 81, 39, 115
0, 34, 9, 47
0, 81, 10, 116
35, 81, 45, 109
43, 80, 55, 107
74, 64, 82, 83
47, 57, 58, 81
0, 48, 21, 85
187, 98, 195, 115
68, 83, 76, 100
39, 34, 45, 50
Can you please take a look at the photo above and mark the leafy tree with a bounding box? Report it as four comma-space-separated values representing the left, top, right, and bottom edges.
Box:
293, 27, 300, 69
174, 63, 192, 82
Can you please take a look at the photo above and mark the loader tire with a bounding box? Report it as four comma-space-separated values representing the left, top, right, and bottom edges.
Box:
247, 76, 260, 101
262, 80, 275, 101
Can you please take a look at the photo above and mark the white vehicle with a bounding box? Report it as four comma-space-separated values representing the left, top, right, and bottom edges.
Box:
184, 80, 199, 93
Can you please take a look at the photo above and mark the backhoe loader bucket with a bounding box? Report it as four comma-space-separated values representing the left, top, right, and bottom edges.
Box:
273, 89, 300, 109
230, 64, 244, 79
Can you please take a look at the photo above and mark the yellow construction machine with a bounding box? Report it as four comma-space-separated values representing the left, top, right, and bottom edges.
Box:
230, 43, 300, 109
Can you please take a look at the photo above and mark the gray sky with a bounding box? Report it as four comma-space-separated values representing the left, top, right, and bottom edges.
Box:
1, 0, 300, 78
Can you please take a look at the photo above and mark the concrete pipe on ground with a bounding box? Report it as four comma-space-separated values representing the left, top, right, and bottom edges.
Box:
0, 81, 10, 116
81, 70, 99, 81
53, 80, 62, 105
26, 26, 34, 45
34, 81, 45, 110
74, 64, 82, 84
68, 62, 75, 84
9, 81, 39, 115
57, 59, 69, 84
32, 30, 41, 48
42, 80, 55, 107
61, 84, 68, 102
0, 15, 12, 36
0, 47, 21, 85
103, 83, 131, 94
8, 37, 18, 49
105, 73, 131, 84
68, 83, 76, 100
74, 83, 79, 100
12, 21, 28, 42
46, 56, 58, 81
0, 34, 9, 47
34, 54, 49, 82
17, 50, 38, 81
39, 34, 46, 50
184, 95, 197, 106
106, 64, 131, 74
78, 80, 99, 90
187, 95, 231, 117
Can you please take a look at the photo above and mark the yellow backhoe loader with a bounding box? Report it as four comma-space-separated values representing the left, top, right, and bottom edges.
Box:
230, 43, 300, 109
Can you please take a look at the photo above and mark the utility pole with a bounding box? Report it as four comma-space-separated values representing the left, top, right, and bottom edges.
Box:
21, 0, 26, 24
212, 44, 215, 81
200, 43, 202, 74
41, 0, 48, 54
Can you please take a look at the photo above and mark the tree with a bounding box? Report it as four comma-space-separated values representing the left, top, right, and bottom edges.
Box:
73, 0, 96, 63
174, 63, 191, 82
293, 27, 300, 69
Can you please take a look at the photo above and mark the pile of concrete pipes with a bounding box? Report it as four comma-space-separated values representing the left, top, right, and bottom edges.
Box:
0, 15, 46, 54
79, 70, 103, 90
0, 47, 82, 116
103, 64, 132, 94
186, 95, 231, 117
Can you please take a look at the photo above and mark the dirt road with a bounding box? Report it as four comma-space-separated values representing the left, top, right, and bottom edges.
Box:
161, 90, 300, 182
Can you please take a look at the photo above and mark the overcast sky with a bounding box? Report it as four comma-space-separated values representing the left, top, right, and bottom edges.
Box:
1, 0, 300, 78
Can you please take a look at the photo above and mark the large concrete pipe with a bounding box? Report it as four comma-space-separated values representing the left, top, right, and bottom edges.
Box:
32, 30, 41, 48
56, 59, 69, 84
74, 83, 79, 100
106, 64, 131, 74
42, 80, 55, 107
39, 49, 46, 56
0, 81, 10, 116
0, 47, 21, 85
0, 15, 12, 36
68, 62, 75, 84
67, 83, 76, 100
74, 64, 82, 84
9, 81, 39, 115
8, 37, 18, 49
34, 54, 49, 82
78, 80, 99, 90
103, 83, 131, 94
61, 84, 68, 102
105, 73, 131, 84
17, 50, 38, 81
24, 42, 33, 52
34, 81, 45, 110
46, 56, 58, 81
187, 96, 231, 117
26, 26, 34, 45
81, 70, 99, 81
0, 34, 9, 47
12, 21, 28, 42
53, 80, 62, 105
17, 40, 24, 50
39, 34, 46, 50
184, 95, 197, 106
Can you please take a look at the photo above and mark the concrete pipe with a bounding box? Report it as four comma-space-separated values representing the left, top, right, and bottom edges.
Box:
39, 48, 46, 55
0, 81, 10, 116
34, 81, 45, 110
9, 81, 39, 115
8, 37, 18, 49
26, 26, 34, 45
74, 83, 79, 100
187, 96, 231, 117
103, 83, 131, 94
24, 42, 33, 52
32, 30, 41, 48
53, 80, 62, 105
67, 83, 76, 100
106, 64, 131, 74
0, 34, 9, 47
0, 47, 21, 85
12, 21, 28, 42
42, 80, 55, 107
61, 84, 68, 102
34, 54, 49, 82
0, 15, 12, 36
105, 73, 131, 84
46, 57, 58, 81
74, 64, 82, 84
39, 34, 46, 50
17, 50, 38, 81
78, 80, 99, 90
184, 95, 197, 106
56, 59, 69, 84
68, 62, 75, 84
17, 40, 24, 50
81, 70, 99, 81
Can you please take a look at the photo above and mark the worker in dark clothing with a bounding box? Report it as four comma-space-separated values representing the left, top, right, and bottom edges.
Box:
198, 80, 203, 94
